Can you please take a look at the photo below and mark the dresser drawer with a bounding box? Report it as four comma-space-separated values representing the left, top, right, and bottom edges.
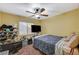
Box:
0, 46, 3, 51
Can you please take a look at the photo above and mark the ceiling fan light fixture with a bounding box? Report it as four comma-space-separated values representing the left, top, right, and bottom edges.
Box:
26, 7, 48, 19
35, 15, 40, 18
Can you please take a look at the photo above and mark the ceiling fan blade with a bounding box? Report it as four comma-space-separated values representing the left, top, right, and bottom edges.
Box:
34, 8, 40, 14
26, 11, 35, 14
29, 15, 35, 17
40, 8, 45, 13
37, 17, 40, 19
41, 14, 48, 16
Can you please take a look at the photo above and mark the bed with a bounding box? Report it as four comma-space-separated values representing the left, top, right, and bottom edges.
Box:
33, 35, 63, 55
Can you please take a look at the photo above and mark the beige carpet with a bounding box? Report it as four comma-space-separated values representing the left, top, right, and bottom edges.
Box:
16, 45, 45, 55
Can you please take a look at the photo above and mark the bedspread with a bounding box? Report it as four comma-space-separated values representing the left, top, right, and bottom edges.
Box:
33, 35, 63, 55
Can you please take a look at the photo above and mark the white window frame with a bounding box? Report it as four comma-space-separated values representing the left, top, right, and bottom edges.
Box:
19, 21, 34, 35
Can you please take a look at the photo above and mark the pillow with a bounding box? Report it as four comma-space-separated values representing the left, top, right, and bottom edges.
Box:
67, 35, 79, 48
64, 32, 77, 42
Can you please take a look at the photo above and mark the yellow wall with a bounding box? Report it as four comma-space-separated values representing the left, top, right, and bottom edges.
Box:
41, 8, 79, 36
1, 8, 79, 36
0, 12, 41, 27
0, 12, 2, 25
1, 12, 19, 26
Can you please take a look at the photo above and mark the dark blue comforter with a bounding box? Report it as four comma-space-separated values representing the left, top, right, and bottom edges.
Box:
33, 35, 63, 55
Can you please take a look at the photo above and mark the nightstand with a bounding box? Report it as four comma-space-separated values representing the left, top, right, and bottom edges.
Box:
22, 39, 28, 47
27, 38, 32, 45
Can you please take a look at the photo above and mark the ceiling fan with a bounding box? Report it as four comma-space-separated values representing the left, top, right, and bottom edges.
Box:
26, 8, 48, 19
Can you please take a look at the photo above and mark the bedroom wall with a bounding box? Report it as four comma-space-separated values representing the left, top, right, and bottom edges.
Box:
0, 12, 2, 25
0, 12, 41, 27
41, 8, 79, 36
1, 12, 19, 26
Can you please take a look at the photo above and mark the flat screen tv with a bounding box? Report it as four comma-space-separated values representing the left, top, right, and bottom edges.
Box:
31, 25, 41, 32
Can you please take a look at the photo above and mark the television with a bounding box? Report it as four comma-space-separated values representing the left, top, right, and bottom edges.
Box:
31, 25, 41, 32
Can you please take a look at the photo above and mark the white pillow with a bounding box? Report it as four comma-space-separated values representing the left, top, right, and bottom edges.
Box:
67, 35, 79, 48
64, 33, 77, 42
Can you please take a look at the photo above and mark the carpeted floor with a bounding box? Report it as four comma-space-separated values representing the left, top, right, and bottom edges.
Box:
16, 45, 45, 55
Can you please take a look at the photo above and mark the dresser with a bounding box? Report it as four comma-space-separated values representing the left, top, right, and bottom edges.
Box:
0, 40, 22, 54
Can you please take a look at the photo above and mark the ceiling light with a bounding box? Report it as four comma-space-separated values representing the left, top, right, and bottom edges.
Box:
35, 15, 40, 18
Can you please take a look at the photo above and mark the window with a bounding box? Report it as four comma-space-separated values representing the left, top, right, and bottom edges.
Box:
19, 22, 34, 35
27, 23, 34, 34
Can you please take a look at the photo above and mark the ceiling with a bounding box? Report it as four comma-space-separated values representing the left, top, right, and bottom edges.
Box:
0, 3, 79, 20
